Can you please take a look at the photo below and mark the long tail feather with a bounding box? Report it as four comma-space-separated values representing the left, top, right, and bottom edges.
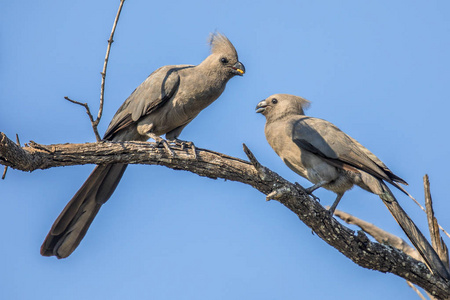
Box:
40, 164, 127, 258
380, 184, 450, 280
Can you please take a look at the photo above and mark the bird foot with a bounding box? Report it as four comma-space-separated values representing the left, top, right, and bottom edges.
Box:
169, 139, 197, 159
296, 183, 320, 202
153, 136, 174, 157
308, 192, 320, 202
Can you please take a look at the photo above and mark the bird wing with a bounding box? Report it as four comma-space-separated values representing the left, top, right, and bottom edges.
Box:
345, 135, 407, 185
291, 116, 406, 185
103, 65, 192, 140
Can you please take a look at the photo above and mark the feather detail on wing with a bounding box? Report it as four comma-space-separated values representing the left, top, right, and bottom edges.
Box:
103, 65, 192, 140
291, 116, 408, 191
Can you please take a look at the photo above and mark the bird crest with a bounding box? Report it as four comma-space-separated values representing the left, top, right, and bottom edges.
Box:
291, 95, 311, 111
277, 94, 311, 114
209, 32, 238, 58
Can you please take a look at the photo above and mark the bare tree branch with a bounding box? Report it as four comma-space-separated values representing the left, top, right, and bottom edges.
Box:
399, 175, 450, 240
335, 209, 437, 299
2, 134, 20, 180
98, 0, 125, 134
1, 132, 449, 299
334, 209, 422, 262
64, 96, 101, 141
416, 205, 450, 240
63, 0, 125, 141
424, 175, 450, 270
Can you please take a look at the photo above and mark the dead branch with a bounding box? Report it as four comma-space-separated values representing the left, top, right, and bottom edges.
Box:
335, 209, 437, 299
63, 0, 125, 141
2, 134, 20, 180
98, 0, 125, 136
334, 209, 422, 261
64, 96, 100, 141
424, 175, 450, 270
1, 132, 449, 299
400, 176, 450, 240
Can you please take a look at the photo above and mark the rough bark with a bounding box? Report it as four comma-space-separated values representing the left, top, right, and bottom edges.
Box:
1, 132, 449, 299
334, 209, 423, 262
335, 208, 441, 299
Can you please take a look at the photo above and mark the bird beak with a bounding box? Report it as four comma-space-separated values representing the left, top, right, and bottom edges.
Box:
256, 100, 267, 114
232, 62, 245, 76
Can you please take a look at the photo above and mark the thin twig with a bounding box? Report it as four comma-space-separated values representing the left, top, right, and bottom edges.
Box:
406, 281, 428, 300
243, 143, 261, 169
64, 0, 125, 141
64, 97, 101, 141
97, 0, 125, 127
243, 143, 269, 181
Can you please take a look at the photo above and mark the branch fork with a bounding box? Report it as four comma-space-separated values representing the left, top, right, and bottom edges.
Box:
64, 0, 125, 142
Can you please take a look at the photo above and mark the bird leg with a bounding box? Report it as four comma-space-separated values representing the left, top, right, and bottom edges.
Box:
305, 180, 327, 194
169, 138, 197, 159
147, 133, 174, 157
294, 182, 320, 202
138, 124, 175, 156
328, 193, 344, 216
303, 180, 328, 202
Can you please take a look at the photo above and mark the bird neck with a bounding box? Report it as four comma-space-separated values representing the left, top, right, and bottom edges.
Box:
193, 64, 230, 93
266, 111, 305, 124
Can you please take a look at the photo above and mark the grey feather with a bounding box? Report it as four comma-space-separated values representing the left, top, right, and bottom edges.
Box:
291, 116, 399, 187
257, 93, 450, 280
41, 33, 245, 258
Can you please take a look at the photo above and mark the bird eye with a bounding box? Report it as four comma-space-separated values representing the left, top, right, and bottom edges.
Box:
220, 57, 229, 64
271, 98, 278, 104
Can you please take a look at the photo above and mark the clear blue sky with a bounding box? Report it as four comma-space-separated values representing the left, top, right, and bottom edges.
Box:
1, 1, 449, 299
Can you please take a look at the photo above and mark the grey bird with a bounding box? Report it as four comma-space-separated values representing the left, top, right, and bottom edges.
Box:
256, 93, 450, 280
41, 33, 245, 259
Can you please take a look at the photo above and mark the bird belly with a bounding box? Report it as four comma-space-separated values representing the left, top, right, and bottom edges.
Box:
305, 160, 337, 185
302, 154, 354, 194
322, 172, 355, 194
137, 104, 192, 138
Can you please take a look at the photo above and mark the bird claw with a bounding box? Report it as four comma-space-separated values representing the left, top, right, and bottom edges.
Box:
295, 182, 320, 202
154, 137, 174, 157
169, 139, 197, 159
308, 193, 320, 202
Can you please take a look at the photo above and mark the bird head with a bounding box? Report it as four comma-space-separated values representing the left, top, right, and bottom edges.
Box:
202, 32, 245, 78
256, 94, 310, 120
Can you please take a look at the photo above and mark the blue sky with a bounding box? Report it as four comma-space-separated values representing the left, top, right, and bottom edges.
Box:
1, 1, 449, 299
